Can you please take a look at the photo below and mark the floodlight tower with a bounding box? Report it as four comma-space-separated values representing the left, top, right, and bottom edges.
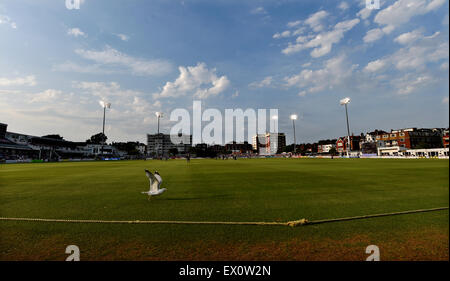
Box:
290, 114, 298, 154
339, 97, 351, 158
99, 101, 111, 157
155, 112, 163, 158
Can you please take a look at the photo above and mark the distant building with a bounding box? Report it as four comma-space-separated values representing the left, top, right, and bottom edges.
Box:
0, 123, 37, 160
359, 130, 387, 155
378, 146, 449, 158
209, 144, 224, 153
136, 143, 147, 155
84, 143, 123, 157
318, 144, 335, 154
4, 127, 86, 160
317, 139, 337, 154
0, 123, 6, 139
442, 129, 449, 148
253, 133, 286, 155
336, 136, 361, 155
376, 128, 444, 149
225, 141, 253, 154
195, 143, 208, 153
147, 133, 192, 157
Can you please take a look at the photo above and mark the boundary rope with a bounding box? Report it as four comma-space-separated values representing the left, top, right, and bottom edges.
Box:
0, 207, 448, 227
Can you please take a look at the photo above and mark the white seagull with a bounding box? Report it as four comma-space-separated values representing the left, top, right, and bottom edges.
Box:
142, 169, 167, 199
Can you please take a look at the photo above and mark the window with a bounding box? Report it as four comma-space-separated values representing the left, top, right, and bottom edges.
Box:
399, 133, 405, 137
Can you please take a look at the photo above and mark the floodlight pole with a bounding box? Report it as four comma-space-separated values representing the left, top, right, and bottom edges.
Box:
344, 103, 351, 158
292, 119, 296, 154
157, 114, 160, 135
156, 112, 163, 159
99, 102, 110, 158
101, 105, 106, 157
102, 106, 106, 135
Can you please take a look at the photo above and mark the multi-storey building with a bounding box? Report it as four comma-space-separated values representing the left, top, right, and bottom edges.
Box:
376, 128, 443, 149
147, 133, 192, 157
336, 136, 361, 155
317, 139, 337, 154
253, 133, 286, 155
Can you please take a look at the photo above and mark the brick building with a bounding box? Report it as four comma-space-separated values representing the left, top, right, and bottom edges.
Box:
376, 128, 443, 149
336, 136, 361, 155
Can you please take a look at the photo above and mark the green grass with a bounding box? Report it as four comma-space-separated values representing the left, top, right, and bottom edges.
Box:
0, 158, 448, 260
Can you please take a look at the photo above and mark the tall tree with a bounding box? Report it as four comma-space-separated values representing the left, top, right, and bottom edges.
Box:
86, 133, 107, 144
42, 134, 64, 140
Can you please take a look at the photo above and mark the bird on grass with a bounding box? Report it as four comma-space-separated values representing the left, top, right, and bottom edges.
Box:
142, 170, 166, 200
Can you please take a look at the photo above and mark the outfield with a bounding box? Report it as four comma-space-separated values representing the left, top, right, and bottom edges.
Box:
0, 158, 448, 261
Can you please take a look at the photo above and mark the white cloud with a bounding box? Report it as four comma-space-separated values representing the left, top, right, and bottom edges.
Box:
365, 0, 447, 42
30, 89, 62, 103
273, 30, 291, 39
284, 55, 356, 95
282, 18, 360, 57
440, 61, 449, 70
287, 20, 302, 28
0, 81, 162, 142
394, 29, 423, 45
363, 28, 384, 43
292, 27, 307, 36
115, 33, 129, 41
67, 28, 86, 37
154, 62, 230, 99
392, 41, 448, 70
357, 7, 372, 20
442, 96, 449, 104
338, 2, 349, 11
393, 74, 435, 95
251, 7, 267, 15
73, 81, 161, 117
364, 31, 448, 73
249, 76, 273, 88
364, 59, 387, 72
0, 75, 36, 86
304, 10, 328, 32
73, 46, 172, 76
52, 61, 115, 74
0, 15, 17, 29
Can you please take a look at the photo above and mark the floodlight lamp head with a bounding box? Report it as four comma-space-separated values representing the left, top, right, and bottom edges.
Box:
155, 112, 163, 118
290, 114, 298, 120
340, 97, 351, 105
99, 101, 111, 108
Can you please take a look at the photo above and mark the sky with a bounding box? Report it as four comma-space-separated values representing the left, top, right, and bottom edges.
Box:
0, 0, 448, 145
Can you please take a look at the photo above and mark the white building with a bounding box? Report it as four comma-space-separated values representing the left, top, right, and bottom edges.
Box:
84, 144, 124, 157
319, 144, 335, 153
378, 146, 449, 158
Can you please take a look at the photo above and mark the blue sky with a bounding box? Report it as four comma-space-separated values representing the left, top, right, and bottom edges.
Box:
0, 0, 448, 144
